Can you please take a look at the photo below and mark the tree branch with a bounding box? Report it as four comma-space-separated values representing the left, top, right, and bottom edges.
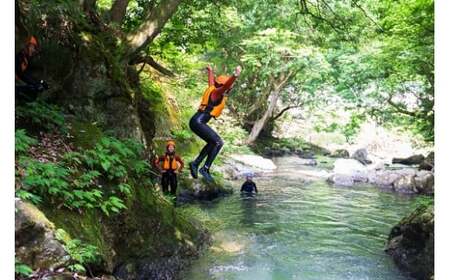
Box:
126, 0, 182, 56
350, 0, 384, 32
110, 0, 130, 24
386, 95, 417, 117
130, 55, 175, 77
270, 105, 301, 121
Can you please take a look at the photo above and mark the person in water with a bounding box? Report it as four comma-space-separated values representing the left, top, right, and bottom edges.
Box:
240, 174, 258, 193
154, 140, 184, 195
16, 36, 49, 104
189, 64, 242, 182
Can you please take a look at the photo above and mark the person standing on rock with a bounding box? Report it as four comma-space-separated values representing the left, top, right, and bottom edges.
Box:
154, 140, 184, 195
189, 64, 242, 182
15, 36, 49, 104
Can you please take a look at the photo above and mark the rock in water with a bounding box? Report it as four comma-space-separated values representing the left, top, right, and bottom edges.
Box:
15, 199, 69, 270
419, 152, 434, 171
327, 174, 354, 187
219, 154, 277, 179
177, 177, 233, 203
229, 154, 277, 170
332, 158, 368, 183
385, 205, 434, 279
392, 154, 425, 165
351, 148, 372, 165
330, 149, 350, 158
413, 171, 434, 194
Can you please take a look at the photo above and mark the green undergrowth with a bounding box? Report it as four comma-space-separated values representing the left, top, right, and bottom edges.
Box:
16, 128, 152, 216
55, 229, 102, 273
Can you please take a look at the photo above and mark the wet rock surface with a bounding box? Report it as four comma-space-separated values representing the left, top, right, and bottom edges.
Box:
385, 205, 434, 280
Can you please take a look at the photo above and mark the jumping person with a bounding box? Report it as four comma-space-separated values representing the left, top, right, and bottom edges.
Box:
15, 35, 49, 104
189, 65, 242, 182
154, 140, 184, 195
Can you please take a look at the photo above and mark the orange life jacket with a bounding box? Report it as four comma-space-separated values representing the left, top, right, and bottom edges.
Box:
198, 85, 228, 118
162, 155, 179, 170
16, 55, 29, 81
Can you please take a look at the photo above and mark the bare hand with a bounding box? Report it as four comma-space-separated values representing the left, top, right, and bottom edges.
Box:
234, 65, 242, 76
205, 65, 213, 72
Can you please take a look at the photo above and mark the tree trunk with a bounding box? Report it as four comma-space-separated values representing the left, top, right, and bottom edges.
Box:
81, 0, 97, 12
110, 0, 129, 24
126, 0, 182, 55
247, 89, 281, 144
246, 71, 293, 144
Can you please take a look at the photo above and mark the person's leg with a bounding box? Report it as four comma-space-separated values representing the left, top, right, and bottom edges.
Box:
161, 173, 169, 193
194, 126, 223, 181
169, 173, 177, 195
202, 130, 223, 169
189, 112, 214, 178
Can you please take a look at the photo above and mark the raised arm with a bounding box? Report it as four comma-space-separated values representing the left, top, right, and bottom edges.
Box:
210, 66, 241, 102
207, 65, 214, 86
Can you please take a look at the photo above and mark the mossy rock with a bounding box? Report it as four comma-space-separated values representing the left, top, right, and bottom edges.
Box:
177, 176, 233, 203
385, 205, 434, 279
41, 184, 209, 276
15, 200, 70, 271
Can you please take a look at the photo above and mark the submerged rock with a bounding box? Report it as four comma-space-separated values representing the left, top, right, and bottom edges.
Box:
15, 199, 70, 271
385, 205, 434, 279
293, 158, 317, 166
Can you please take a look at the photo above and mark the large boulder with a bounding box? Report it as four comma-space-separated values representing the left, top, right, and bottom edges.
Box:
177, 177, 234, 203
392, 154, 425, 166
413, 171, 434, 195
218, 154, 277, 180
15, 199, 70, 271
332, 158, 368, 183
419, 152, 434, 171
367, 169, 416, 187
385, 205, 434, 279
327, 174, 354, 187
351, 148, 372, 165
229, 154, 277, 170
367, 169, 434, 194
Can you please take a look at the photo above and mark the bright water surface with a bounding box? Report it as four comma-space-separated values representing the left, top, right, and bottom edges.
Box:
181, 157, 421, 280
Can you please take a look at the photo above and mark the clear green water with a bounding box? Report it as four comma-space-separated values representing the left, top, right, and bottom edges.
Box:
182, 157, 422, 280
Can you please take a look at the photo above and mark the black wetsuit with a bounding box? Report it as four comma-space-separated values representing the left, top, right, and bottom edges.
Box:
189, 111, 224, 169
240, 180, 258, 193
15, 50, 43, 103
161, 171, 177, 195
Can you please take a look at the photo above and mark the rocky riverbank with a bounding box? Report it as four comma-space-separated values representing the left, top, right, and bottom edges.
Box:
385, 204, 434, 280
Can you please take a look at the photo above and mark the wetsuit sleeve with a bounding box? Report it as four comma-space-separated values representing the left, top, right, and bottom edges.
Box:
15, 53, 37, 85
253, 182, 258, 193
210, 74, 237, 102
207, 67, 214, 86
240, 183, 245, 192
175, 155, 184, 171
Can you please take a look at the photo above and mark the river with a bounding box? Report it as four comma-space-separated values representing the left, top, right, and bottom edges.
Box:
181, 156, 422, 280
